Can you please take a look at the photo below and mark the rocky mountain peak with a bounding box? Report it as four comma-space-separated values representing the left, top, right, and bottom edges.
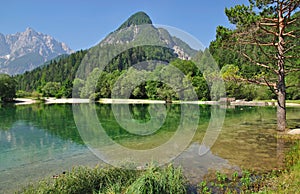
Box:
0, 28, 73, 75
102, 12, 196, 60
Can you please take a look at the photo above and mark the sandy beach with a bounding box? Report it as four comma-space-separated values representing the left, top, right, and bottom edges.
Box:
98, 98, 165, 104
14, 98, 37, 105
44, 98, 90, 104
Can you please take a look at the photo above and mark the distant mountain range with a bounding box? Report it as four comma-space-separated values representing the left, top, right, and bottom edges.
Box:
2, 12, 197, 76
0, 28, 73, 75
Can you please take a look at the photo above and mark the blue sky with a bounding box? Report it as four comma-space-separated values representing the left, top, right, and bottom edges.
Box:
0, 0, 249, 51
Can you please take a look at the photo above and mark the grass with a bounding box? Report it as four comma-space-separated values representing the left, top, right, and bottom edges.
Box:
20, 164, 186, 194
261, 141, 300, 193
254, 99, 300, 104
286, 100, 300, 104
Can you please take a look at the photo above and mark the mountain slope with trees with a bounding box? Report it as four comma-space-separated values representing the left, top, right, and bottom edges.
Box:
15, 12, 203, 100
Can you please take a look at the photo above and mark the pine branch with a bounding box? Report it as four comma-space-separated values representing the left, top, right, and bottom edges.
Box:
263, 77, 277, 94
283, 44, 297, 54
238, 77, 276, 87
262, 18, 278, 22
283, 30, 296, 37
287, 19, 297, 25
259, 25, 279, 36
285, 68, 300, 74
240, 52, 278, 74
259, 22, 278, 26
286, 83, 300, 89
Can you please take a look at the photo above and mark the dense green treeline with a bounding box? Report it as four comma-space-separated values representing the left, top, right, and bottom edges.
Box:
0, 74, 16, 102
15, 44, 213, 101
15, 50, 87, 97
77, 58, 210, 101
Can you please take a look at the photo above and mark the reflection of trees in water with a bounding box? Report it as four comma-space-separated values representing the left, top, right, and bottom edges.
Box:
0, 104, 83, 144
129, 104, 150, 122
0, 104, 17, 130
96, 104, 208, 149
2, 103, 299, 167
97, 104, 181, 139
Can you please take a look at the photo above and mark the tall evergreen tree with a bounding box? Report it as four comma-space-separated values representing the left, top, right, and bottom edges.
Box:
222, 0, 300, 131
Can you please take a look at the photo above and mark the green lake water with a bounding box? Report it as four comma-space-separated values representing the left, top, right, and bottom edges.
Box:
0, 103, 299, 193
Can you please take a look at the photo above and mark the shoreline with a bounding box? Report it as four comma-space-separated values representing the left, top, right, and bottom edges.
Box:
12, 98, 300, 107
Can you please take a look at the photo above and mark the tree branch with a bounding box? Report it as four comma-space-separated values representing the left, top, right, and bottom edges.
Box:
283, 30, 296, 38
285, 68, 300, 74
238, 77, 276, 87
259, 22, 278, 26
283, 44, 297, 54
263, 76, 277, 94
286, 84, 300, 89
287, 19, 297, 25
259, 25, 279, 36
240, 52, 278, 74
239, 41, 277, 46
262, 18, 278, 22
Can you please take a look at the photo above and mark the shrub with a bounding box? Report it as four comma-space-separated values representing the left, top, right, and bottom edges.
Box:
126, 164, 186, 194
20, 164, 187, 194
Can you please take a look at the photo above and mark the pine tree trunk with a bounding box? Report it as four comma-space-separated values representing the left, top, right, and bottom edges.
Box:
276, 4, 287, 132
277, 83, 286, 131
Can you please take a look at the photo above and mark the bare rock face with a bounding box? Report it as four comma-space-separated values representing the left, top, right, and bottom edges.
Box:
0, 28, 73, 75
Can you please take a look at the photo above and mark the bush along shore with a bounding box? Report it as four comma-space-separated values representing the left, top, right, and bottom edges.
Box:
20, 164, 187, 194
20, 141, 300, 194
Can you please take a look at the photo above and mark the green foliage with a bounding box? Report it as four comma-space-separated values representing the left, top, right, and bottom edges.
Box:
105, 45, 177, 72
31, 91, 42, 100
72, 78, 85, 98
117, 11, 152, 31
198, 170, 268, 193
0, 74, 16, 102
210, 1, 300, 101
126, 164, 186, 194
80, 68, 101, 98
221, 64, 240, 81
225, 4, 259, 28
197, 142, 300, 193
16, 90, 31, 98
21, 166, 138, 194
42, 82, 61, 97
286, 71, 300, 100
285, 141, 300, 168
259, 141, 300, 193
21, 164, 187, 194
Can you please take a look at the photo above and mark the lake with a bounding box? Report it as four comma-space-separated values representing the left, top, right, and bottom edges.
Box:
0, 103, 299, 193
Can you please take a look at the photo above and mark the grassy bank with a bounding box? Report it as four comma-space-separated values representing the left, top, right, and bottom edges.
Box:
20, 164, 186, 194
286, 100, 300, 104
20, 142, 300, 194
262, 141, 300, 193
